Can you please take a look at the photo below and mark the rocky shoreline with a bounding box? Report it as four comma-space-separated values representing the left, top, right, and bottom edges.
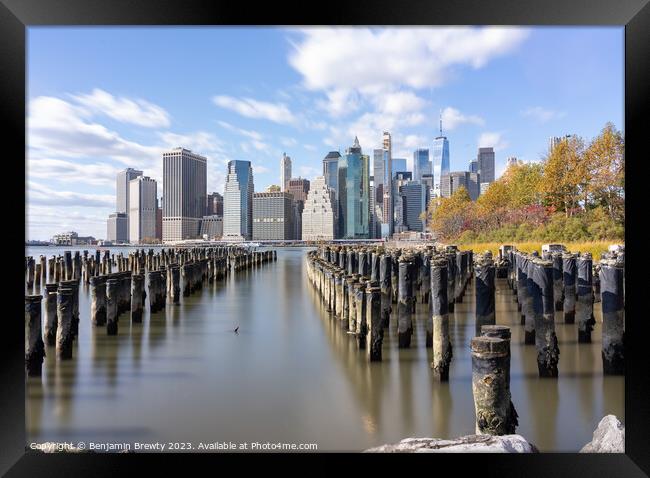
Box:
365, 415, 624, 453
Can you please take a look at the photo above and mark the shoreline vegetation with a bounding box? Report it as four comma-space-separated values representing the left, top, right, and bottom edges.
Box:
456, 240, 620, 259
424, 123, 624, 248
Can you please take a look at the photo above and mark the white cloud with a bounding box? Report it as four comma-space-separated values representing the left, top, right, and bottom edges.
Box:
212, 95, 296, 125
521, 106, 567, 123
478, 131, 509, 151
27, 181, 114, 208
298, 166, 321, 178
71, 88, 171, 128
288, 27, 529, 92
304, 144, 317, 151
441, 107, 485, 130
217, 120, 264, 141
27, 158, 118, 187
281, 137, 298, 147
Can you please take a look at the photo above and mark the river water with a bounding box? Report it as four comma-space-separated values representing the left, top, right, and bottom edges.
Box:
25, 246, 623, 452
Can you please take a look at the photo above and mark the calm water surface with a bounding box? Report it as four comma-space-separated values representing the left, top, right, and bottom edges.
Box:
26, 246, 623, 451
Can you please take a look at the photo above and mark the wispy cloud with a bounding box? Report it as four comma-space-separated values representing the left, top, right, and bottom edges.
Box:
212, 95, 296, 125
71, 88, 171, 128
521, 106, 566, 123
478, 131, 509, 151
441, 107, 485, 130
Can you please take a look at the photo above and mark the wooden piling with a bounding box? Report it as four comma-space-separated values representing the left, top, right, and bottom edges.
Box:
43, 283, 58, 346
55, 288, 74, 359
475, 254, 496, 336
471, 336, 518, 435
397, 254, 414, 348
366, 284, 383, 361
131, 273, 144, 323
106, 277, 120, 335
532, 259, 560, 377
577, 254, 595, 343
600, 258, 624, 374
89, 275, 107, 326
25, 295, 45, 376
431, 258, 452, 381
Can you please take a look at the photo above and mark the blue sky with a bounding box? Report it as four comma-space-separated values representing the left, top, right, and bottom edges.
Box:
27, 26, 623, 240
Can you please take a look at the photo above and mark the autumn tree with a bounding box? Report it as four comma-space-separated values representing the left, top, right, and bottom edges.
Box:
541, 135, 586, 217
584, 122, 624, 223
427, 186, 475, 240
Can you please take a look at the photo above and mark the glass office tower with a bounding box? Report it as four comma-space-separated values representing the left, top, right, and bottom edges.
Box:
338, 137, 370, 239
413, 148, 431, 183
432, 136, 450, 193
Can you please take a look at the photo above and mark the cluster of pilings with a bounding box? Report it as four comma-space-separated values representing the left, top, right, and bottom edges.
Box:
25, 246, 277, 376
305, 244, 472, 380
502, 246, 625, 376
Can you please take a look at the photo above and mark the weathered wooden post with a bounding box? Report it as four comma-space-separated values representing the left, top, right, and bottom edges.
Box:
182, 263, 191, 297
397, 254, 414, 348
26, 257, 35, 290
560, 252, 577, 324
348, 274, 359, 332
600, 258, 624, 375
64, 251, 73, 280
34, 263, 42, 291
43, 283, 58, 346
431, 258, 452, 381
471, 335, 518, 435
475, 253, 496, 335
90, 275, 107, 326
524, 256, 536, 344
370, 251, 380, 283
552, 253, 564, 311
366, 284, 383, 361
171, 266, 180, 304
354, 279, 368, 349
577, 253, 595, 343
420, 253, 431, 305
106, 277, 120, 335
358, 248, 369, 279
25, 295, 45, 376
532, 259, 560, 377
56, 288, 74, 359
131, 273, 144, 323
379, 253, 392, 328
335, 269, 344, 319
446, 252, 456, 313
454, 251, 464, 303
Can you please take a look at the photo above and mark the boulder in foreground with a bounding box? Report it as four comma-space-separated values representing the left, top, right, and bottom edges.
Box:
580, 415, 625, 453
364, 434, 538, 453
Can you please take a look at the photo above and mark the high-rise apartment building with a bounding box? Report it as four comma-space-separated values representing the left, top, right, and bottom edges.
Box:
381, 131, 393, 237
477, 147, 495, 184
302, 176, 336, 241
413, 148, 431, 183
162, 148, 207, 242
223, 160, 254, 241
252, 192, 294, 240
129, 176, 157, 243
280, 153, 292, 192
440, 171, 479, 199
392, 172, 412, 232
469, 159, 479, 173
287, 177, 310, 240
337, 136, 370, 239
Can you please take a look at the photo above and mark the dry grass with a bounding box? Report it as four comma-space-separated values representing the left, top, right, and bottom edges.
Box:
456, 240, 623, 258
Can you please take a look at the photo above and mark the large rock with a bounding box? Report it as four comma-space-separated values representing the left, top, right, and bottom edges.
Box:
365, 434, 538, 453
580, 415, 625, 453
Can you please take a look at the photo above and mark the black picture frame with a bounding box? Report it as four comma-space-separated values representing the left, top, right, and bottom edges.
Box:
2, 0, 648, 475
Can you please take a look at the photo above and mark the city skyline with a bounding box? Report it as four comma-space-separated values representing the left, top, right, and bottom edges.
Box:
27, 26, 623, 239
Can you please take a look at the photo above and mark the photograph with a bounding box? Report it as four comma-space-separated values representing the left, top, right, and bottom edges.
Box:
13, 13, 638, 463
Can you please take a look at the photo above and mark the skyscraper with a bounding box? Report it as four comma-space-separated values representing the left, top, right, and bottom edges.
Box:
252, 192, 294, 240
440, 171, 479, 199
392, 171, 412, 232
373, 148, 385, 191
338, 136, 370, 239
302, 176, 336, 241
506, 156, 519, 168
206, 192, 223, 216
549, 135, 574, 154
129, 176, 157, 243
413, 148, 431, 183
280, 153, 292, 192
391, 158, 407, 176
116, 167, 143, 238
323, 151, 340, 192
381, 131, 393, 237
223, 160, 254, 241
477, 147, 495, 184
432, 114, 450, 194
162, 148, 207, 242
400, 181, 426, 232
469, 159, 479, 173
288, 177, 310, 240
107, 213, 128, 243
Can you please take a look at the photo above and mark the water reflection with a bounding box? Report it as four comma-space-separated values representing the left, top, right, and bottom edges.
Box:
25, 247, 624, 451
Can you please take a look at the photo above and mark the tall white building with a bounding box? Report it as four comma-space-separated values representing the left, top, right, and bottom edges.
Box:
223, 160, 254, 241
302, 176, 336, 241
129, 176, 157, 243
116, 167, 143, 238
280, 152, 292, 192
162, 148, 207, 243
